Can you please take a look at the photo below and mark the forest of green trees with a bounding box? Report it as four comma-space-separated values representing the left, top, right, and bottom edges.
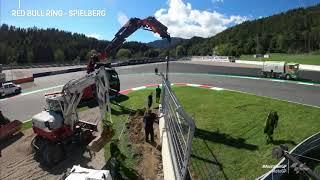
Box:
0, 24, 160, 65
1, 4, 320, 65
171, 4, 320, 57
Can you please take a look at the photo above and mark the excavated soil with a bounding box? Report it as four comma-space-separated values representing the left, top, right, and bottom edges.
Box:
126, 109, 163, 180
0, 108, 105, 180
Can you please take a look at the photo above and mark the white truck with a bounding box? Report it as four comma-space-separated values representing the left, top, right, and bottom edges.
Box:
0, 82, 22, 97
261, 61, 299, 80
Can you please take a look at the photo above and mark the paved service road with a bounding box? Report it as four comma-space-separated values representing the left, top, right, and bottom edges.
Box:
1, 62, 319, 122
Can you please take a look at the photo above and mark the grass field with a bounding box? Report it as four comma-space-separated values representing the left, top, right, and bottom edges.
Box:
21, 120, 32, 131
101, 86, 320, 179
21, 86, 319, 178
240, 53, 320, 65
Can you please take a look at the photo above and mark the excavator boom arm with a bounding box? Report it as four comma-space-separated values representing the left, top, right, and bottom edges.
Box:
99, 16, 170, 61
61, 67, 111, 128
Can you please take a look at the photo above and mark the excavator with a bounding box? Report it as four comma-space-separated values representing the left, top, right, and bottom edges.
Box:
32, 66, 112, 166
31, 16, 171, 166
82, 16, 171, 100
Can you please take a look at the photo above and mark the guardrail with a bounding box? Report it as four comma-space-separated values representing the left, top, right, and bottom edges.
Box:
1, 57, 175, 70
2, 62, 87, 70
160, 73, 195, 180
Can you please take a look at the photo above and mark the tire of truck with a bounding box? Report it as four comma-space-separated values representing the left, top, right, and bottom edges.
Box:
42, 143, 64, 167
15, 89, 20, 94
285, 74, 291, 80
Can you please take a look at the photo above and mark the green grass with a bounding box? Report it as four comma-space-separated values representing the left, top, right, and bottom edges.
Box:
20, 86, 319, 179
102, 86, 320, 179
21, 120, 32, 131
174, 87, 320, 179
102, 89, 156, 178
240, 53, 320, 65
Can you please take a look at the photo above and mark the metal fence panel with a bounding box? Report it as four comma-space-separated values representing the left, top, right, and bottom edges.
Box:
160, 74, 195, 180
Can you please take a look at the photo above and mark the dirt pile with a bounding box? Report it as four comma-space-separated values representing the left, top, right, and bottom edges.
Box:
127, 110, 145, 144
126, 109, 163, 180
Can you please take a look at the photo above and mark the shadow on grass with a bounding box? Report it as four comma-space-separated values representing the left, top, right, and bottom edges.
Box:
191, 139, 229, 180
194, 128, 258, 151
111, 94, 129, 104
271, 139, 297, 146
234, 103, 262, 111
111, 104, 136, 117
110, 94, 136, 116
103, 158, 142, 180
111, 107, 136, 116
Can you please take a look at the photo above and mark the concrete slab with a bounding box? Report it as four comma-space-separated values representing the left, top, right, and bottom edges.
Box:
159, 105, 176, 180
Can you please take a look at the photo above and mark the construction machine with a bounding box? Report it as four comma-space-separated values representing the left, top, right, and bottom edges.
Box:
31, 16, 171, 166
31, 67, 112, 166
86, 16, 171, 74
83, 16, 171, 99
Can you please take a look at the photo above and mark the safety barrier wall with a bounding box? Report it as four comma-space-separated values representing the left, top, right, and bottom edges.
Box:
33, 67, 86, 78
160, 74, 195, 180
2, 57, 173, 70
2, 62, 87, 70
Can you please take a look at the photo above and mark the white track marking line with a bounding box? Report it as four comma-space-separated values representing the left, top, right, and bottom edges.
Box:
269, 79, 286, 82
0, 85, 64, 102
297, 82, 315, 86
132, 86, 146, 91
21, 85, 64, 96
186, 84, 201, 87
211, 87, 224, 91
183, 83, 319, 108
228, 88, 320, 109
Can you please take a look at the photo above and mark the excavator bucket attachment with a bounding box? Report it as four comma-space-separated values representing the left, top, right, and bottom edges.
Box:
0, 120, 22, 140
0, 111, 22, 140
87, 125, 114, 152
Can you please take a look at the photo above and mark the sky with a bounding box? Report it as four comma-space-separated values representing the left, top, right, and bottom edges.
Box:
1, 0, 319, 42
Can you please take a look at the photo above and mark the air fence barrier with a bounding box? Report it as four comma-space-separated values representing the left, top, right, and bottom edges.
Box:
160, 73, 196, 180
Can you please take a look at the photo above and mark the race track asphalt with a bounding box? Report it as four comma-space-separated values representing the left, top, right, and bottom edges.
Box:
1, 62, 319, 122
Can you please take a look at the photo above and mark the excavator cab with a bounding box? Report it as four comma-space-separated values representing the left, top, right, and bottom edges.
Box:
108, 69, 120, 94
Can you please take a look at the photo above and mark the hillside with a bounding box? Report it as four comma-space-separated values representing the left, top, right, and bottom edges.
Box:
170, 4, 320, 57
2, 4, 320, 65
148, 37, 186, 49
0, 25, 153, 65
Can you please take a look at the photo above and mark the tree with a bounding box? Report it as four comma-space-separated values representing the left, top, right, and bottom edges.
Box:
79, 49, 88, 61
144, 49, 159, 58
116, 49, 132, 59
54, 49, 65, 62
175, 45, 186, 57
27, 49, 34, 64
214, 44, 229, 55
